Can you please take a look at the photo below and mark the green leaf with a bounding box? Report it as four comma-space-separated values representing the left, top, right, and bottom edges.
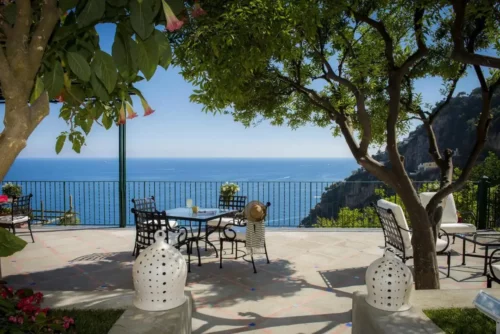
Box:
130, 0, 155, 40
43, 62, 64, 98
55, 134, 66, 154
112, 31, 139, 79
90, 73, 110, 101
165, 0, 185, 15
81, 119, 93, 135
137, 36, 159, 80
30, 76, 45, 104
102, 113, 112, 129
0, 227, 27, 257
77, 0, 105, 28
0, 298, 16, 312
106, 0, 128, 7
67, 52, 91, 82
154, 30, 172, 70
92, 51, 117, 93
59, 0, 78, 11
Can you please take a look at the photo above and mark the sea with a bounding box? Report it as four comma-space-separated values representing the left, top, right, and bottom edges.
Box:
5, 158, 358, 182
3, 158, 359, 227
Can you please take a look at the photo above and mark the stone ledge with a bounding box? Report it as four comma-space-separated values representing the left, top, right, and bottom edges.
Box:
352, 291, 443, 334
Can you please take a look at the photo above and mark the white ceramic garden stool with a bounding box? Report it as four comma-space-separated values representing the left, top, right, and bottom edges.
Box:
132, 230, 187, 311
365, 249, 413, 312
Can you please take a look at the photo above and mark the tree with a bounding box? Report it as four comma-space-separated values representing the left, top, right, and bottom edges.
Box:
173, 0, 500, 289
0, 0, 200, 181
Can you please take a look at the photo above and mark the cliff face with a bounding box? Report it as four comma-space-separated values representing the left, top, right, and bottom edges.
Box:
302, 88, 500, 226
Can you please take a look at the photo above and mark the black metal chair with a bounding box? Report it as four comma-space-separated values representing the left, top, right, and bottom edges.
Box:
131, 196, 178, 256
0, 194, 34, 243
374, 201, 452, 277
131, 208, 192, 271
206, 195, 247, 250
219, 202, 271, 273
487, 250, 500, 288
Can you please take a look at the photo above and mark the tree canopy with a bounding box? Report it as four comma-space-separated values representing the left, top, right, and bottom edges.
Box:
173, 0, 500, 289
0, 0, 200, 156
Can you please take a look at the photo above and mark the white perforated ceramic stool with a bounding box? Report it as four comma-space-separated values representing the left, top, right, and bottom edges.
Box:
365, 249, 413, 311
133, 230, 187, 311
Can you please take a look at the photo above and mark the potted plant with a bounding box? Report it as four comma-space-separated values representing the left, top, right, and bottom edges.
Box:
2, 183, 22, 198
0, 206, 11, 217
220, 182, 240, 205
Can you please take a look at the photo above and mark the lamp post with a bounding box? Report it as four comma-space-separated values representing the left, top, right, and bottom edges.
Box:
119, 123, 127, 228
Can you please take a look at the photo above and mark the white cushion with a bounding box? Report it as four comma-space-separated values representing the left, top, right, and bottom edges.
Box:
419, 192, 459, 226
0, 215, 28, 225
377, 199, 412, 249
207, 217, 236, 227
439, 223, 476, 234
405, 238, 449, 257
145, 219, 177, 228
492, 264, 500, 279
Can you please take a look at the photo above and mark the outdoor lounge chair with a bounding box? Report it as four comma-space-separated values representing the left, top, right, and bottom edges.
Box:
487, 250, 500, 288
374, 199, 452, 277
219, 201, 271, 273
0, 194, 34, 243
131, 196, 177, 256
419, 192, 476, 238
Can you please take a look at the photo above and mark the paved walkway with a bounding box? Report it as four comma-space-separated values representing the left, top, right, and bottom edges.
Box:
2, 227, 495, 333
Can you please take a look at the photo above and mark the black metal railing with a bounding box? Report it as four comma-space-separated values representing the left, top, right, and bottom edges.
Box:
0, 180, 487, 228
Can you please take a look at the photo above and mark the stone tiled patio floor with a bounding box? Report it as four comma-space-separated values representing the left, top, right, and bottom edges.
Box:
3, 227, 496, 333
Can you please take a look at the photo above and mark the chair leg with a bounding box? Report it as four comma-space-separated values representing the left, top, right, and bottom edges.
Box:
11, 224, 16, 236
220, 240, 223, 269
487, 275, 492, 288
132, 244, 137, 257
447, 252, 451, 278
28, 220, 34, 243
195, 240, 201, 266
205, 233, 208, 252
264, 242, 270, 264
231, 241, 234, 255
187, 243, 191, 273
235, 241, 238, 259
452, 235, 456, 244
251, 253, 257, 274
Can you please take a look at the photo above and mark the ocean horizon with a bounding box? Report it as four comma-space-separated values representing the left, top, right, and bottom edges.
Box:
5, 157, 359, 182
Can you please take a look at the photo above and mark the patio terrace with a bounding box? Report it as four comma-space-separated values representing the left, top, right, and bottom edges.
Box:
2, 227, 495, 333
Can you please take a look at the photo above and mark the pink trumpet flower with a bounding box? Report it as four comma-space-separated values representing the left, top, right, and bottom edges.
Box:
162, 0, 184, 32
141, 98, 155, 116
117, 103, 126, 125
192, 0, 206, 18
126, 103, 138, 119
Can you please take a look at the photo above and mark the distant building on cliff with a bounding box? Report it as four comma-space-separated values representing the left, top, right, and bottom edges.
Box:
417, 162, 438, 172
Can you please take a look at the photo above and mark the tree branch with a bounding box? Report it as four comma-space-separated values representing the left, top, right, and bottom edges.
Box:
450, 0, 500, 69
399, 7, 428, 76
0, 45, 16, 98
6, 0, 31, 70
351, 10, 395, 69
29, 0, 59, 79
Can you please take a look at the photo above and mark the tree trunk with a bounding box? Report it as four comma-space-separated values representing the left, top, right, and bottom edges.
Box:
398, 188, 440, 289
0, 95, 50, 182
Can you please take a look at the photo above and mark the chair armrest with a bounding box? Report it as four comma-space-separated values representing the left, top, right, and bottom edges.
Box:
489, 249, 500, 281
438, 228, 450, 251
221, 223, 239, 240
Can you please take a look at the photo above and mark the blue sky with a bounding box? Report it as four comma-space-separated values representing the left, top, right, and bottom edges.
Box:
0, 24, 484, 159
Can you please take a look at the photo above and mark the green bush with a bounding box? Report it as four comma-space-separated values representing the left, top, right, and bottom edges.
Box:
2, 183, 22, 198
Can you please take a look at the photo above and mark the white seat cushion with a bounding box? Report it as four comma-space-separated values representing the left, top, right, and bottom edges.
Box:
492, 264, 500, 279
377, 199, 412, 250
207, 217, 237, 228
145, 219, 177, 228
419, 192, 459, 226
0, 215, 28, 225
405, 238, 449, 257
440, 223, 476, 234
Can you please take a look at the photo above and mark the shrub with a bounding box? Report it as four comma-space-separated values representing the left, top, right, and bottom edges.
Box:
0, 286, 75, 333
2, 183, 22, 198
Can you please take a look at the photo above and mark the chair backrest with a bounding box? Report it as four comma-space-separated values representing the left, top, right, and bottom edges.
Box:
219, 195, 247, 211
12, 194, 32, 216
131, 209, 173, 253
419, 192, 458, 226
375, 199, 412, 251
132, 196, 157, 212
